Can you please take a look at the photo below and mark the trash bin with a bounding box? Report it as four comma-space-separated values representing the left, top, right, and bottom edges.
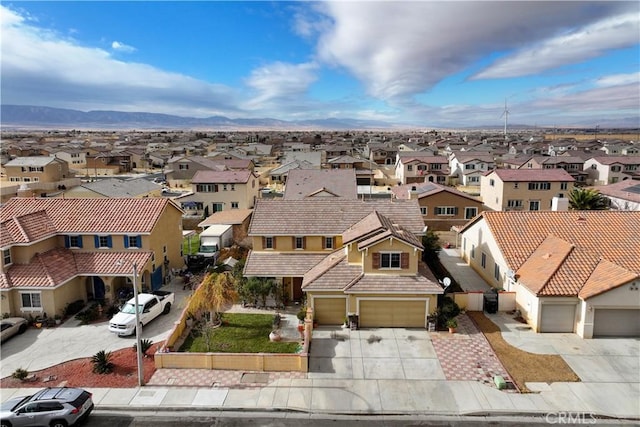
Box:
484, 289, 499, 314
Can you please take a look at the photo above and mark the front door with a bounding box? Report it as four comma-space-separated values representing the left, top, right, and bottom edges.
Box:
293, 277, 303, 301
93, 276, 106, 300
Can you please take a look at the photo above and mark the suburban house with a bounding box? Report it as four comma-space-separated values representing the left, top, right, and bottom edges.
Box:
4, 156, 71, 185
584, 156, 640, 185
326, 155, 376, 185
165, 155, 254, 188
518, 156, 588, 186
61, 177, 165, 198
480, 169, 575, 212
448, 153, 495, 187
458, 211, 640, 338
50, 148, 87, 172
176, 169, 259, 217
395, 153, 450, 185
593, 180, 640, 211
283, 169, 358, 200
0, 198, 184, 319
391, 182, 486, 231
243, 199, 443, 327
365, 141, 398, 165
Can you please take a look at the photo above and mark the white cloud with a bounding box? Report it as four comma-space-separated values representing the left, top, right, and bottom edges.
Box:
594, 72, 640, 88
111, 40, 136, 53
314, 2, 635, 101
475, 11, 640, 79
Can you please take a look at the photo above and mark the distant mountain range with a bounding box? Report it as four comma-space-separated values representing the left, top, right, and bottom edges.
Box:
0, 105, 402, 130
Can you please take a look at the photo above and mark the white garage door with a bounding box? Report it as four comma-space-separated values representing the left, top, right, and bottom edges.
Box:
593, 309, 640, 337
540, 304, 576, 333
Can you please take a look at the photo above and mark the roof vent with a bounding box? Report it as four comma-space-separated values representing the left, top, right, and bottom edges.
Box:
542, 253, 552, 259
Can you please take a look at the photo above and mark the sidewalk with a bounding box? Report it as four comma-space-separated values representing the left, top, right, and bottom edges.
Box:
438, 248, 491, 292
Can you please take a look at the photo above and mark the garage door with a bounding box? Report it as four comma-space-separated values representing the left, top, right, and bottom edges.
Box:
540, 304, 576, 332
314, 298, 346, 325
593, 309, 640, 337
359, 300, 426, 328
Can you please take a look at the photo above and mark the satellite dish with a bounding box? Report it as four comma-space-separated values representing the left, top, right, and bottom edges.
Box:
443, 277, 451, 288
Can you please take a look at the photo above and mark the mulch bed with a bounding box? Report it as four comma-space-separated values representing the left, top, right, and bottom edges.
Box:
1, 344, 159, 389
468, 312, 580, 392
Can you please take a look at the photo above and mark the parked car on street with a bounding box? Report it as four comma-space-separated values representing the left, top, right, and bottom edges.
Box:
0, 317, 28, 342
0, 387, 93, 427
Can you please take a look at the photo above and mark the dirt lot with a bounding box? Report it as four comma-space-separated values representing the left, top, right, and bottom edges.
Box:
468, 312, 580, 392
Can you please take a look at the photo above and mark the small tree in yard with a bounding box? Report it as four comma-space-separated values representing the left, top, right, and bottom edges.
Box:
569, 187, 609, 210
421, 230, 441, 268
91, 350, 114, 374
188, 272, 237, 326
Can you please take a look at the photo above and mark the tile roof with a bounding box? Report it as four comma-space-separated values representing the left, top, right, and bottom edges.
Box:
5, 157, 59, 166
592, 156, 640, 165
470, 211, 640, 297
283, 169, 357, 200
515, 235, 575, 295
198, 209, 253, 227
302, 251, 362, 291
0, 198, 177, 234
1, 211, 57, 247
1, 249, 152, 289
345, 273, 443, 294
192, 170, 253, 184
78, 178, 162, 198
249, 199, 425, 236
579, 259, 639, 299
243, 251, 327, 277
593, 181, 640, 203
391, 182, 481, 202
490, 169, 575, 182
347, 211, 423, 251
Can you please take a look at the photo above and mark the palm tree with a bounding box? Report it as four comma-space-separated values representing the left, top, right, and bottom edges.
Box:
187, 272, 237, 325
568, 187, 609, 210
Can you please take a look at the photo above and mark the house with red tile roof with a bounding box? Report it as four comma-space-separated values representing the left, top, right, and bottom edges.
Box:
480, 169, 575, 212
0, 197, 184, 319
244, 199, 442, 326
459, 211, 640, 338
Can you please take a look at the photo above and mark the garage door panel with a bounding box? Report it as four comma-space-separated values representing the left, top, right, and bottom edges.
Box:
314, 298, 346, 325
541, 304, 575, 333
594, 309, 640, 337
359, 300, 426, 328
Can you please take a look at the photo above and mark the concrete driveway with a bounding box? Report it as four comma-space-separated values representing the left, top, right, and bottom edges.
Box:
309, 327, 445, 380
0, 281, 190, 378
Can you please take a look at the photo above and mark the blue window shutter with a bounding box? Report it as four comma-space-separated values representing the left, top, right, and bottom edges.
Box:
94, 235, 99, 248
124, 236, 129, 248
136, 236, 142, 248
64, 236, 70, 248
107, 235, 112, 248
77, 236, 83, 248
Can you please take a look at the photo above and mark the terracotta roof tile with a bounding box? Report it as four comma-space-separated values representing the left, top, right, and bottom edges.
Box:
0, 198, 176, 234
516, 236, 574, 295
579, 259, 639, 299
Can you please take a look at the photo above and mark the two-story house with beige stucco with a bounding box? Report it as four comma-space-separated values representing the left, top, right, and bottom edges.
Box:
584, 156, 640, 185
480, 169, 575, 212
175, 169, 259, 217
395, 152, 450, 185
243, 199, 443, 327
0, 198, 184, 319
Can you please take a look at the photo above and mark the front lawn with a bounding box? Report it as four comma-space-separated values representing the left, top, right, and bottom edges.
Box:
181, 313, 301, 354
182, 234, 200, 256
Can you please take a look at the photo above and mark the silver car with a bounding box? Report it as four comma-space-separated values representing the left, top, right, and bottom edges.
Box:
0, 387, 93, 427
0, 318, 28, 342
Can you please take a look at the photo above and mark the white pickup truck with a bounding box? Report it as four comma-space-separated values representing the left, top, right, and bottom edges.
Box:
108, 290, 174, 337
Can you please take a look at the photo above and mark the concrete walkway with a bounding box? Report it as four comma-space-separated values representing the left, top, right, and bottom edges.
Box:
438, 248, 491, 292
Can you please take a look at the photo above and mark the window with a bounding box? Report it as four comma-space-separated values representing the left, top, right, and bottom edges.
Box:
3, 249, 11, 265
528, 182, 551, 190
28, 166, 44, 172
195, 184, 218, 192
420, 207, 427, 215
65, 235, 83, 248
507, 199, 523, 209
223, 184, 228, 191
125, 235, 142, 248
481, 252, 486, 268
560, 182, 568, 190
489, 179, 495, 187
407, 165, 413, 171
264, 236, 274, 249
231, 184, 235, 191
514, 183, 519, 189
324, 237, 334, 249
94, 235, 112, 248
464, 207, 478, 219
431, 163, 442, 170
178, 164, 189, 170
468, 176, 480, 183
465, 164, 476, 170
212, 203, 223, 213
494, 263, 501, 281
294, 236, 305, 250
21, 292, 42, 311
529, 200, 540, 211
380, 252, 401, 268
435, 206, 458, 216
590, 164, 597, 170
231, 202, 239, 209
611, 165, 621, 172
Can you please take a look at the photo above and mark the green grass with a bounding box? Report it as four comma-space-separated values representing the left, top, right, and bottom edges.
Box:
182, 234, 200, 256
182, 313, 301, 354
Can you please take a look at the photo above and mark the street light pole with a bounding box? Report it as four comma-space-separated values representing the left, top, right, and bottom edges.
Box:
131, 262, 144, 386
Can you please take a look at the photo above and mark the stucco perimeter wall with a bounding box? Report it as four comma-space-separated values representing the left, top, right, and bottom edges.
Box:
155, 303, 309, 372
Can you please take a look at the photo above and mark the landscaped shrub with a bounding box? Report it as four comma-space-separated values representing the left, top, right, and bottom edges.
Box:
91, 350, 114, 374
132, 339, 154, 356
64, 300, 85, 317
437, 296, 461, 329
75, 305, 100, 325
11, 368, 29, 381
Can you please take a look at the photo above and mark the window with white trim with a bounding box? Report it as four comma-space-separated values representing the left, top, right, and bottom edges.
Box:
380, 252, 401, 268
231, 202, 239, 209
464, 207, 478, 219
264, 236, 274, 249
294, 236, 304, 250
324, 237, 334, 249
420, 207, 427, 215
21, 292, 42, 311
560, 182, 568, 190
435, 206, 458, 216
528, 182, 551, 190
3, 249, 12, 265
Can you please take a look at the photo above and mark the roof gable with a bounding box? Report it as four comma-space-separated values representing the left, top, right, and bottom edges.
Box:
579, 259, 639, 299
516, 235, 574, 295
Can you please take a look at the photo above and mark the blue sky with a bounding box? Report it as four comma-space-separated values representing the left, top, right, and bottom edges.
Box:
1, 1, 639, 127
